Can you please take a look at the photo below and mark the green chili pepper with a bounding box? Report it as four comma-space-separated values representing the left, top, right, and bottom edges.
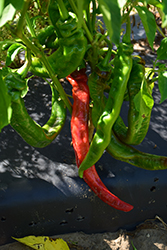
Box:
106, 130, 167, 171
5, 73, 66, 148
113, 56, 154, 145
78, 41, 133, 178
30, 13, 87, 79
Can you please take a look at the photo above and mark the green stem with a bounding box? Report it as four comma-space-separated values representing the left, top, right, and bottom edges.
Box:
156, 24, 166, 38
13, 30, 72, 113
91, 0, 97, 34
122, 16, 131, 44
16, 0, 31, 36
25, 12, 36, 37
148, 76, 159, 84
56, 0, 69, 20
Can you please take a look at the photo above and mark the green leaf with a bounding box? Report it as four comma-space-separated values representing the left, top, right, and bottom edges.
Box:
147, 0, 163, 8
0, 0, 24, 27
142, 93, 154, 109
117, 0, 127, 8
0, 70, 12, 132
13, 236, 70, 250
158, 71, 167, 103
0, 3, 15, 27
4, 0, 24, 11
135, 6, 156, 49
6, 43, 24, 66
157, 37, 167, 60
162, 0, 167, 28
98, 0, 121, 45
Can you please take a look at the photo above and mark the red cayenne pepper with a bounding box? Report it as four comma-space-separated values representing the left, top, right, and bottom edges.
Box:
67, 69, 133, 212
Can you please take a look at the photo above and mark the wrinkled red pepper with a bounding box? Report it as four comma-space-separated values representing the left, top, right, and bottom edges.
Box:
67, 69, 133, 212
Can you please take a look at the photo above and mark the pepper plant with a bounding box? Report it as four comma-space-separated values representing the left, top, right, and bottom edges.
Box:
0, 0, 167, 211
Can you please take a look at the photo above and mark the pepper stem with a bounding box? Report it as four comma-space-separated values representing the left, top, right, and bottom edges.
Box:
56, 0, 69, 20
122, 16, 131, 44
16, 0, 31, 37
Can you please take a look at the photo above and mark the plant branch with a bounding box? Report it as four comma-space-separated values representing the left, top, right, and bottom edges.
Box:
16, 0, 31, 36
11, 26, 72, 113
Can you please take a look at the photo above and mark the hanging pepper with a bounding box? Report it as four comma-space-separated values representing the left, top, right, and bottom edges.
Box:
67, 69, 133, 212
107, 130, 167, 171
113, 56, 154, 145
78, 40, 133, 178
30, 13, 87, 79
5, 72, 66, 148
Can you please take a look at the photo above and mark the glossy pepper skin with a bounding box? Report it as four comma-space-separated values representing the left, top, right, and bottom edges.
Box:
6, 73, 66, 148
30, 13, 87, 79
113, 56, 154, 145
37, 25, 58, 49
67, 69, 133, 212
107, 130, 167, 171
78, 42, 133, 178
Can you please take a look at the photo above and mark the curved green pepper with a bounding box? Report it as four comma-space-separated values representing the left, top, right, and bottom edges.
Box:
30, 14, 87, 79
78, 42, 133, 178
113, 56, 154, 145
5, 73, 66, 148
107, 130, 167, 171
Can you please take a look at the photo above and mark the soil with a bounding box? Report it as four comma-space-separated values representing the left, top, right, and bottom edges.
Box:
1, 218, 167, 250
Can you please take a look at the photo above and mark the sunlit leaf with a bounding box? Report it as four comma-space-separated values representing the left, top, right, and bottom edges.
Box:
0, 4, 15, 27
117, 0, 127, 8
0, 0, 24, 27
13, 236, 70, 250
147, 0, 163, 8
135, 6, 156, 49
158, 71, 167, 103
142, 93, 154, 109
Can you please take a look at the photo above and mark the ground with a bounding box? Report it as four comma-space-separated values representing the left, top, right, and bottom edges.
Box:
1, 219, 167, 249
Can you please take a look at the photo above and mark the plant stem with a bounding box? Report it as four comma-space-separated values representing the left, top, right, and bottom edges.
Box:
16, 0, 31, 37
56, 0, 69, 20
12, 27, 72, 113
148, 76, 159, 84
68, 0, 93, 42
156, 24, 166, 38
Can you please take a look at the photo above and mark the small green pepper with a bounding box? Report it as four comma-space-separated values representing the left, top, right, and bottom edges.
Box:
37, 25, 55, 46
30, 13, 87, 79
113, 56, 154, 145
5, 73, 66, 148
